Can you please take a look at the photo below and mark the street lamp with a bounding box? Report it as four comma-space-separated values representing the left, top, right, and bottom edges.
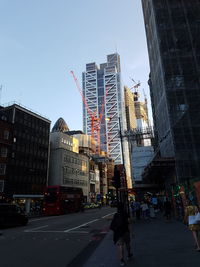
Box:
118, 117, 130, 216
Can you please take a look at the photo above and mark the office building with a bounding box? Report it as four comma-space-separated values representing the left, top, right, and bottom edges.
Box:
66, 130, 96, 155
82, 53, 132, 187
0, 107, 12, 198
82, 53, 132, 188
0, 103, 51, 209
142, 1, 200, 186
49, 118, 90, 201
82, 53, 126, 163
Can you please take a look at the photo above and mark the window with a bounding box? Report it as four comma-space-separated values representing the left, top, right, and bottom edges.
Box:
1, 147, 8, 157
4, 130, 9, 140
0, 164, 6, 175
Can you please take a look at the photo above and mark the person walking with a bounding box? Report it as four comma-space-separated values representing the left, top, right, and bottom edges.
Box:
110, 202, 133, 266
130, 201, 136, 219
164, 198, 172, 221
184, 200, 200, 251
141, 201, 149, 219
149, 203, 155, 218
135, 201, 141, 220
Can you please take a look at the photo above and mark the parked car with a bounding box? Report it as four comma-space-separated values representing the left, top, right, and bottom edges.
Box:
0, 203, 28, 228
83, 202, 100, 209
90, 203, 99, 209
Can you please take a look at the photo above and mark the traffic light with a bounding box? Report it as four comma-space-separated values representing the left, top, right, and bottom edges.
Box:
112, 166, 121, 189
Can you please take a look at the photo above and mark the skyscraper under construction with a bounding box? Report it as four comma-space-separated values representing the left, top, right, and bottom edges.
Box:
142, 1, 200, 185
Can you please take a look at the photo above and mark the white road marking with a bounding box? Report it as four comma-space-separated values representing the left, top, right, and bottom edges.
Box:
29, 216, 59, 222
24, 230, 89, 233
24, 225, 48, 232
68, 230, 89, 234
102, 212, 115, 218
27, 230, 65, 233
64, 219, 99, 233
25, 212, 114, 234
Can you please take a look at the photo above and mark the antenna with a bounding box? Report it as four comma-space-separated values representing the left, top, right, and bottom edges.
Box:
115, 43, 118, 53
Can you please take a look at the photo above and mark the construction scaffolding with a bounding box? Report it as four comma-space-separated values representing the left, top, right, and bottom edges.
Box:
123, 126, 154, 146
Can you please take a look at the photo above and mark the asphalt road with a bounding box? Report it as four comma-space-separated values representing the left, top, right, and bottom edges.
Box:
0, 206, 116, 267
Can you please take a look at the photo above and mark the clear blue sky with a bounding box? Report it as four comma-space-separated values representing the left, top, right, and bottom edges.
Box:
0, 0, 151, 130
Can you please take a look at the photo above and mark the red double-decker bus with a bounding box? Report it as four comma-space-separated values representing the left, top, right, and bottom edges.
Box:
43, 185, 83, 216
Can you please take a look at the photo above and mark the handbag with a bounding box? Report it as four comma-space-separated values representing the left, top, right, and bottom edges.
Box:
195, 212, 200, 223
188, 212, 200, 225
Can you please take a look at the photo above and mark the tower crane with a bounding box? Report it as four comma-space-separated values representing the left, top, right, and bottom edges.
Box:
70, 71, 107, 154
129, 77, 141, 101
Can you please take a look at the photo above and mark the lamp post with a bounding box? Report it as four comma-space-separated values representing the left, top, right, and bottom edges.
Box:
118, 117, 130, 216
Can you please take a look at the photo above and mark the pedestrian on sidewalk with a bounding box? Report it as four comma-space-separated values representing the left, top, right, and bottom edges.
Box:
164, 198, 172, 221
141, 200, 149, 220
184, 200, 200, 252
130, 201, 136, 219
135, 200, 141, 220
149, 203, 155, 218
110, 202, 133, 266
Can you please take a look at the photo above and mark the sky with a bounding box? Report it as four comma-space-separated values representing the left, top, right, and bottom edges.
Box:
0, 0, 151, 130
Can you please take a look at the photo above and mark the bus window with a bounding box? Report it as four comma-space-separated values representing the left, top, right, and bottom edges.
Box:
45, 188, 57, 203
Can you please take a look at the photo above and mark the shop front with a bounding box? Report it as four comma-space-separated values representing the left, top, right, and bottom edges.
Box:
13, 194, 44, 215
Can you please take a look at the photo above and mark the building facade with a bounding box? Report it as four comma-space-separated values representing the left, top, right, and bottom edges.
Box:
67, 130, 96, 155
132, 146, 154, 182
0, 107, 12, 198
82, 53, 127, 164
124, 86, 137, 130
66, 130, 101, 202
142, 1, 200, 186
124, 84, 153, 183
0, 103, 51, 210
82, 53, 132, 188
92, 155, 115, 204
49, 119, 90, 201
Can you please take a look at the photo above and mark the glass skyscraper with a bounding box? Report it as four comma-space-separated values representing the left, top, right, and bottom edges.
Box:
142, 1, 200, 185
82, 53, 125, 164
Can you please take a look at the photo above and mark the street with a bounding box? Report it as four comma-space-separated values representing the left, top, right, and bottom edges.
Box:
0, 206, 115, 267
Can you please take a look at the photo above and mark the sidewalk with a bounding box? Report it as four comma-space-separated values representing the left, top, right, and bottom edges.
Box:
83, 216, 200, 267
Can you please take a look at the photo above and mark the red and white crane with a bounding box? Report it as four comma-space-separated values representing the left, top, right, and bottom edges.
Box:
70, 71, 107, 154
